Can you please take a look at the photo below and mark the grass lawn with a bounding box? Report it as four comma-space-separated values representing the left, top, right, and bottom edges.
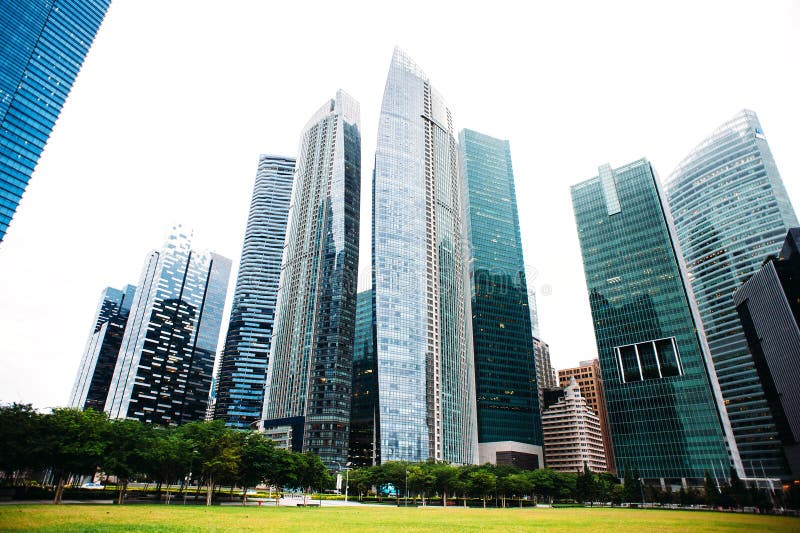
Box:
0, 504, 797, 532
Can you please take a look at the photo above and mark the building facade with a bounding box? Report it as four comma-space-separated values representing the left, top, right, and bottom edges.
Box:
461, 128, 542, 461
734, 228, 800, 478
105, 227, 231, 426
69, 284, 136, 411
558, 359, 615, 473
666, 110, 798, 479
534, 337, 557, 413
349, 289, 378, 466
0, 0, 111, 242
263, 91, 361, 468
542, 377, 607, 472
213, 155, 295, 429
571, 159, 741, 483
371, 48, 477, 464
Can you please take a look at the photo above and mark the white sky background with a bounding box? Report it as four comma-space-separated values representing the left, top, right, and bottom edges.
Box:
0, 0, 798, 409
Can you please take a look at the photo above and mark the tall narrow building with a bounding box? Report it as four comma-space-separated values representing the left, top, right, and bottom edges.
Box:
371, 48, 477, 464
667, 110, 798, 479
105, 227, 231, 426
213, 155, 295, 429
460, 128, 542, 467
534, 337, 557, 413
571, 159, 741, 484
349, 289, 378, 466
263, 91, 361, 468
0, 1, 111, 242
69, 284, 137, 411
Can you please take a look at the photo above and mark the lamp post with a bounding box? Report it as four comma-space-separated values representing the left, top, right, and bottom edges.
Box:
345, 462, 352, 502
405, 469, 409, 507
183, 449, 198, 506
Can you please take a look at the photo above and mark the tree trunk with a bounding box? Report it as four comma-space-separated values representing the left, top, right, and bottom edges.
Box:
442, 490, 447, 508
206, 476, 214, 506
483, 496, 486, 509
117, 480, 128, 505
53, 473, 66, 504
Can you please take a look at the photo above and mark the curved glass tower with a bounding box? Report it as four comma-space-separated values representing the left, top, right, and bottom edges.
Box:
667, 110, 798, 478
263, 91, 360, 468
372, 48, 477, 464
214, 155, 295, 429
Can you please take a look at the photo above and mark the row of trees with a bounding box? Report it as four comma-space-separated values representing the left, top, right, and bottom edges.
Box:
0, 404, 330, 505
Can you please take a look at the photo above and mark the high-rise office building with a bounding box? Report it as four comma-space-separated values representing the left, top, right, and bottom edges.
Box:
558, 359, 615, 473
572, 159, 741, 483
734, 228, 800, 478
263, 91, 361, 468
69, 284, 136, 411
105, 227, 231, 426
542, 377, 607, 473
349, 289, 378, 466
667, 110, 798, 479
213, 155, 295, 429
528, 286, 541, 339
460, 128, 542, 466
0, 1, 111, 242
534, 337, 556, 413
371, 48, 477, 464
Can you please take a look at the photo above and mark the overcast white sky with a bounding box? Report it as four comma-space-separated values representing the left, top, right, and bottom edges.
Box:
1, 0, 798, 409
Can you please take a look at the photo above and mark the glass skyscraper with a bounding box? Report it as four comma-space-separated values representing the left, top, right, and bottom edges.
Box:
0, 1, 111, 242
263, 91, 360, 468
572, 159, 741, 483
213, 155, 295, 429
371, 48, 477, 464
349, 289, 378, 466
105, 227, 231, 426
667, 110, 798, 479
69, 284, 137, 411
460, 129, 542, 456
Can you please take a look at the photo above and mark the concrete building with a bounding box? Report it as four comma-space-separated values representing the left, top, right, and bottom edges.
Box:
558, 359, 615, 473
542, 377, 606, 472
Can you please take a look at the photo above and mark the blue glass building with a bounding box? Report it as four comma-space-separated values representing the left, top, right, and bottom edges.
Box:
572, 159, 742, 483
214, 155, 295, 429
0, 1, 111, 242
105, 227, 231, 426
371, 49, 477, 464
460, 129, 543, 464
263, 91, 360, 468
69, 284, 136, 411
667, 110, 798, 479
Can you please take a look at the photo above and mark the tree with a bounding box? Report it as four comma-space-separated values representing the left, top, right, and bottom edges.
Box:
294, 452, 331, 503
703, 470, 719, 507
503, 473, 533, 507
179, 420, 242, 506
528, 468, 558, 503
0, 403, 44, 483
237, 432, 276, 503
103, 418, 150, 504
575, 463, 596, 504
430, 462, 459, 507
468, 469, 497, 508
347, 468, 373, 501
727, 467, 747, 509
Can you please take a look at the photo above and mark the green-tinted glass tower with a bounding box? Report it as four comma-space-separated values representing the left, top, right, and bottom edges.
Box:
349, 289, 378, 466
571, 159, 742, 483
460, 129, 543, 462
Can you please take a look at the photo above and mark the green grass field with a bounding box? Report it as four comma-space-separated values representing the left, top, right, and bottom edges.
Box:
0, 504, 797, 532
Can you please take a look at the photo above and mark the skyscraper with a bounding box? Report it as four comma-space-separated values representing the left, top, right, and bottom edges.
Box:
371, 48, 477, 464
105, 227, 231, 426
0, 1, 111, 242
572, 159, 741, 483
349, 289, 378, 466
263, 91, 360, 468
667, 110, 798, 479
69, 284, 136, 411
460, 128, 542, 464
213, 155, 295, 429
734, 228, 800, 478
558, 359, 615, 473
534, 337, 556, 413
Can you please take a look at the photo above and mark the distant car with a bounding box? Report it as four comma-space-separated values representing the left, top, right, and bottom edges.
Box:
81, 482, 105, 489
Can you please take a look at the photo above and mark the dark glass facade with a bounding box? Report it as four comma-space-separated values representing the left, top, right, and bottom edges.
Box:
349, 289, 378, 466
460, 128, 542, 447
734, 229, 800, 478
214, 155, 295, 429
572, 159, 740, 482
264, 91, 360, 468
667, 110, 798, 478
105, 227, 231, 426
69, 284, 136, 411
0, 0, 111, 241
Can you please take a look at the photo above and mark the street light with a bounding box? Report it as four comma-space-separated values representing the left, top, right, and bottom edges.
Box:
405, 469, 409, 507
344, 462, 352, 502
